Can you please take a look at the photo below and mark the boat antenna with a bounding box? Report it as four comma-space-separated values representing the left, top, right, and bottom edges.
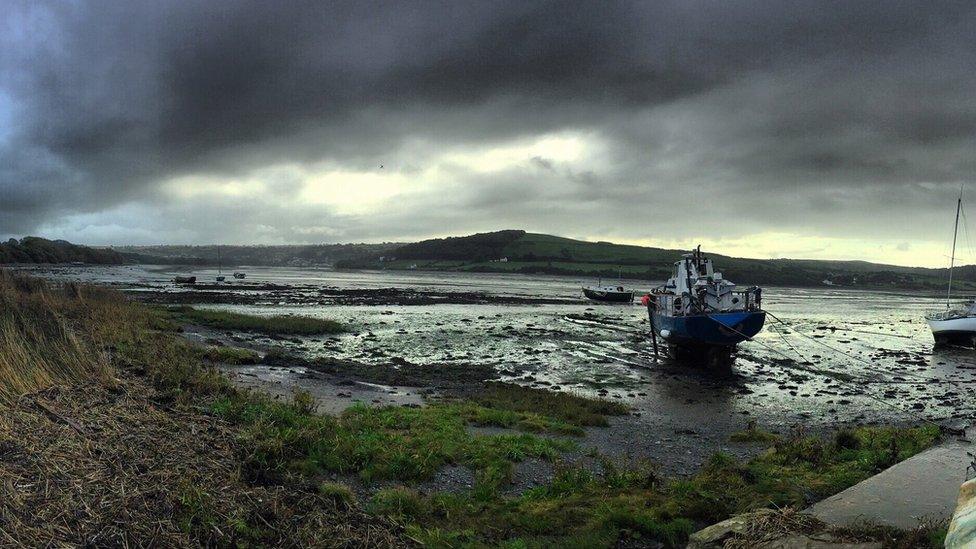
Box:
947, 185, 964, 309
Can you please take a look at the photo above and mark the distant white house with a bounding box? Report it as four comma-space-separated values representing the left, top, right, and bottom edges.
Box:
490, 257, 509, 263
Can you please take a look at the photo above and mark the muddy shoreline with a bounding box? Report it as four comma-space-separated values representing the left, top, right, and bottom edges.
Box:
27, 265, 976, 481
129, 283, 578, 306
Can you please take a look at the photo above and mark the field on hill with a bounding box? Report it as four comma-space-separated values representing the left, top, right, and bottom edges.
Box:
339, 230, 976, 291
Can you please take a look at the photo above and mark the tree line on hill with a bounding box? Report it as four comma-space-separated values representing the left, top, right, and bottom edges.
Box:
0, 237, 126, 264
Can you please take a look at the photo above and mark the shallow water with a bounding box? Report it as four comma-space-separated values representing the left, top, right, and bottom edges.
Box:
27, 264, 976, 436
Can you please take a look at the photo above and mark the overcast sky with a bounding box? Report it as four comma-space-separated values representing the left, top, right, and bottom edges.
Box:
2, 1, 976, 266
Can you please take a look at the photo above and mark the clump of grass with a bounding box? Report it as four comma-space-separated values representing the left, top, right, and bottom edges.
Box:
212, 393, 575, 485
831, 517, 948, 548
723, 508, 948, 549
729, 420, 780, 444
470, 382, 629, 428
833, 428, 860, 450
319, 481, 356, 508
367, 487, 429, 521
199, 345, 261, 365
169, 306, 343, 335
175, 478, 219, 537
456, 401, 585, 435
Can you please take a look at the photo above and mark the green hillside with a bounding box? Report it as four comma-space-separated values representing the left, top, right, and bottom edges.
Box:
337, 230, 973, 291
0, 237, 126, 264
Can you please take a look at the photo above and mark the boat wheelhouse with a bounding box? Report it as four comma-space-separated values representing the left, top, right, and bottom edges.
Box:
646, 247, 765, 362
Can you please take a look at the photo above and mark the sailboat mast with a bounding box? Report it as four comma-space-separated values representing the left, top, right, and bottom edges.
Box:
217, 246, 222, 275
947, 188, 963, 309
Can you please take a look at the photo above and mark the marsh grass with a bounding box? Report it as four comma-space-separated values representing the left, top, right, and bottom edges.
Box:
722, 508, 948, 549
0, 271, 407, 547
729, 420, 780, 443
471, 382, 629, 428
168, 306, 343, 335
830, 517, 948, 548
365, 424, 942, 548
0, 272, 116, 402
211, 394, 576, 486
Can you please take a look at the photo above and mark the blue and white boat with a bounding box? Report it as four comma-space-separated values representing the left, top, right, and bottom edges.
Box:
645, 247, 765, 362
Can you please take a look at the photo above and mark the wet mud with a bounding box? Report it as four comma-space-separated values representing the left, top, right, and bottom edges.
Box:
24, 264, 976, 479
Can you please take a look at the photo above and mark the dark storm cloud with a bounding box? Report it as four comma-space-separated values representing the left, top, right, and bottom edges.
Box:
2, 0, 976, 251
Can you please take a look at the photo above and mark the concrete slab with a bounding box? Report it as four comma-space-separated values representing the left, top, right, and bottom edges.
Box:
807, 434, 975, 530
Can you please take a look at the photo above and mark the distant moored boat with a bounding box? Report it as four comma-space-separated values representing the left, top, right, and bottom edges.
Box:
927, 186, 976, 346
173, 276, 196, 285
233, 271, 246, 279
582, 284, 634, 303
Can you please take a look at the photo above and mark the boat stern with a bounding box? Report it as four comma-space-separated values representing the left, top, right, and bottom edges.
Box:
654, 310, 766, 348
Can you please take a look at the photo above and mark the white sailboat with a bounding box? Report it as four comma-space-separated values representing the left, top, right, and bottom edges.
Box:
927, 187, 976, 346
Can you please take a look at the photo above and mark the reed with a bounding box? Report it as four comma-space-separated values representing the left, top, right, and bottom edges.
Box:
0, 271, 114, 402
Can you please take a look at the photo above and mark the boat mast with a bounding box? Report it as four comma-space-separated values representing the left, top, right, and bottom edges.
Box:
947, 187, 963, 309
217, 245, 222, 275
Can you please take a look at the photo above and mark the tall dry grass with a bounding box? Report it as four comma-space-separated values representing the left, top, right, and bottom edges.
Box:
0, 271, 117, 402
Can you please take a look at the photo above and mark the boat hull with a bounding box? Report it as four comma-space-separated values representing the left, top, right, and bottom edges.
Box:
582, 287, 634, 303
928, 316, 976, 346
653, 311, 766, 348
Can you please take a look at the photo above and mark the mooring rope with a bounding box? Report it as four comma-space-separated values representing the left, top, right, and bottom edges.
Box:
764, 311, 949, 386
702, 313, 955, 433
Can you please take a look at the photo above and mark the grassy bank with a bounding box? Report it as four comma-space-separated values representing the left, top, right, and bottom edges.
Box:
212, 394, 580, 490
360, 424, 941, 547
0, 272, 403, 546
168, 305, 344, 335
0, 271, 946, 547
0, 273, 114, 402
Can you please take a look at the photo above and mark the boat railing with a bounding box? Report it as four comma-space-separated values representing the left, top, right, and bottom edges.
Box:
929, 309, 969, 321
653, 286, 761, 315
737, 286, 762, 311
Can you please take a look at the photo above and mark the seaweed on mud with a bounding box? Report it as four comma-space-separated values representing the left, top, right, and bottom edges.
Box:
167, 305, 344, 335
263, 349, 498, 388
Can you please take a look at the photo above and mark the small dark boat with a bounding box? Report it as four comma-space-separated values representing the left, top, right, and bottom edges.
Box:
233, 272, 246, 279
173, 276, 196, 285
582, 284, 634, 303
